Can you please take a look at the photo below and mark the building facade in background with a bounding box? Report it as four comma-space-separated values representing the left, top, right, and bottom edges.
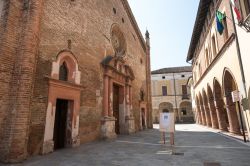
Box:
0, 0, 152, 163
187, 0, 250, 141
151, 67, 194, 124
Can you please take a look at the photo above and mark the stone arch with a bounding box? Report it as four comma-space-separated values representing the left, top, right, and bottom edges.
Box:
198, 92, 207, 125
101, 55, 135, 136
52, 50, 81, 84
179, 101, 194, 123
110, 23, 127, 57
222, 69, 242, 134
202, 89, 212, 127
207, 84, 219, 129
213, 78, 228, 131
159, 102, 174, 113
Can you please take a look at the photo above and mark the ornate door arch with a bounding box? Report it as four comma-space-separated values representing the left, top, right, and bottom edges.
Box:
101, 56, 135, 138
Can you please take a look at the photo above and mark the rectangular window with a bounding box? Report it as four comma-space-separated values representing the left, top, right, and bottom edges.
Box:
223, 17, 228, 41
212, 35, 217, 57
162, 86, 167, 96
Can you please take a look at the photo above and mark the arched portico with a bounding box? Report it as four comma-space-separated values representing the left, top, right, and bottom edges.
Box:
179, 101, 194, 123
214, 78, 228, 131
223, 69, 241, 134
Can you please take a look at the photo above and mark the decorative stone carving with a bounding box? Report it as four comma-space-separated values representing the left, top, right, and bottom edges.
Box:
111, 24, 127, 57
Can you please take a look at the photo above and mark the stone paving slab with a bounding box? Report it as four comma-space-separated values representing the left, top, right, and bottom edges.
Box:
2, 124, 250, 166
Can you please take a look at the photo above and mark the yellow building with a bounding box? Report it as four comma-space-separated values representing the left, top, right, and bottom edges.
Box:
151, 67, 194, 124
187, 0, 250, 141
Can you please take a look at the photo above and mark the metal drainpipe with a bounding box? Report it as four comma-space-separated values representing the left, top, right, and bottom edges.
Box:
173, 73, 178, 121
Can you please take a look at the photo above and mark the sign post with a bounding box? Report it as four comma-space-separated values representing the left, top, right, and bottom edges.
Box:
231, 90, 247, 142
159, 112, 175, 154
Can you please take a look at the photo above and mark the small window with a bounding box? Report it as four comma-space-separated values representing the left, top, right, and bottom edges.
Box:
199, 63, 202, 77
162, 76, 165, 79
181, 75, 185, 78
59, 62, 68, 81
205, 48, 209, 67
211, 35, 217, 57
122, 18, 125, 23
113, 8, 116, 14
162, 86, 167, 96
222, 17, 228, 41
140, 58, 143, 64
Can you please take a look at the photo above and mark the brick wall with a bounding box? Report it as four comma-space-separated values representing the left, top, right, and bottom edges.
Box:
0, 0, 44, 162
28, 0, 151, 155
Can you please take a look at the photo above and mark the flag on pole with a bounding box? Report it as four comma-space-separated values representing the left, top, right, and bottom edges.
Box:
216, 10, 226, 35
230, 0, 242, 22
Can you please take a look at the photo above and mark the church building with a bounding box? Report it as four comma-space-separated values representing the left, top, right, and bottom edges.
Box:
0, 0, 152, 163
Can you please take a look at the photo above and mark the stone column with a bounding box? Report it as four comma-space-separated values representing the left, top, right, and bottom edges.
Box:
197, 110, 202, 124
103, 75, 109, 117
208, 99, 219, 129
196, 105, 202, 125
108, 78, 113, 117
225, 96, 241, 134
199, 105, 207, 126
203, 104, 212, 127
101, 74, 116, 139
214, 99, 228, 131
125, 83, 135, 134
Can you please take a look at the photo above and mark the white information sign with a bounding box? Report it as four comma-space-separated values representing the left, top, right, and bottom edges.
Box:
159, 113, 175, 132
231, 90, 241, 102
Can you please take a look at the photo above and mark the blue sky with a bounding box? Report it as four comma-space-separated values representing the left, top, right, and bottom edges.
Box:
128, 0, 199, 71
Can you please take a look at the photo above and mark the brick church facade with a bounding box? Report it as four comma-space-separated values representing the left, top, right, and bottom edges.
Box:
0, 0, 152, 163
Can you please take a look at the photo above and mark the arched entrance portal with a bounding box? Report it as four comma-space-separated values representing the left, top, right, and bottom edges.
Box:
214, 78, 228, 131
179, 101, 194, 123
159, 102, 174, 112
42, 51, 81, 154
101, 56, 135, 138
223, 70, 242, 134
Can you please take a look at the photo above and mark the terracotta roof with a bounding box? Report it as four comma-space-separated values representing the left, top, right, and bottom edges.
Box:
186, 1, 212, 62
151, 66, 192, 74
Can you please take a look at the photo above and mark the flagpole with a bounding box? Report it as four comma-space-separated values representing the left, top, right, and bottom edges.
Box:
229, 0, 248, 142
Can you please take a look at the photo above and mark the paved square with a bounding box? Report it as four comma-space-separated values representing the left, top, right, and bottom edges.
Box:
4, 124, 250, 166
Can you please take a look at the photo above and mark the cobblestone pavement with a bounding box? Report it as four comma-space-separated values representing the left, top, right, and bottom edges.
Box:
4, 124, 250, 166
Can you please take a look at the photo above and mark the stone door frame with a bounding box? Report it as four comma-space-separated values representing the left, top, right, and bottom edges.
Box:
42, 50, 81, 154
101, 56, 135, 139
